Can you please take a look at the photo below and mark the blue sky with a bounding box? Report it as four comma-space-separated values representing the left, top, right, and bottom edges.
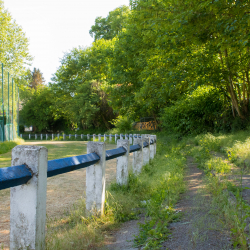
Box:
3, 0, 129, 83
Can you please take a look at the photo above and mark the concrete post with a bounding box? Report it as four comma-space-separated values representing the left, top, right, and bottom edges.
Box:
10, 145, 48, 250
120, 134, 123, 140
40, 134, 42, 140
29, 134, 31, 140
87, 134, 90, 140
125, 134, 128, 140
20, 134, 22, 138
115, 134, 118, 143
104, 134, 106, 142
109, 134, 112, 142
75, 134, 77, 139
52, 134, 54, 140
46, 134, 48, 140
81, 134, 83, 140
35, 134, 37, 140
149, 135, 155, 160
133, 137, 143, 174
129, 134, 132, 144
57, 133, 60, 139
154, 135, 157, 155
98, 134, 101, 142
63, 134, 66, 141
86, 142, 106, 215
142, 135, 150, 166
116, 139, 129, 185
69, 134, 71, 139
93, 134, 96, 141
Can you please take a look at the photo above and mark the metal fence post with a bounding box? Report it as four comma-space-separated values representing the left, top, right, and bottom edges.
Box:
86, 142, 106, 215
142, 134, 150, 165
116, 139, 129, 185
133, 137, 143, 174
10, 145, 48, 250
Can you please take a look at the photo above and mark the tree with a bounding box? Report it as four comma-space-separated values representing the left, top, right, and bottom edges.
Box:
29, 68, 45, 89
0, 0, 32, 77
89, 5, 130, 41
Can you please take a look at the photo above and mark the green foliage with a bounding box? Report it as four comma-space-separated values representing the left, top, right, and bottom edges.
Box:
0, 138, 24, 154
89, 5, 130, 41
20, 86, 68, 132
111, 115, 132, 133
161, 86, 229, 135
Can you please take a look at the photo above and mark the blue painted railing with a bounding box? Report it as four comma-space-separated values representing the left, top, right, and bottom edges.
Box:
0, 141, 153, 191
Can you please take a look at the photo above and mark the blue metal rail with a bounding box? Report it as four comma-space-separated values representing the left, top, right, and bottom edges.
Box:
0, 141, 152, 190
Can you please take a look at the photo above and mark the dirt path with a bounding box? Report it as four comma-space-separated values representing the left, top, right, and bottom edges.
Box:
0, 143, 133, 250
162, 157, 233, 250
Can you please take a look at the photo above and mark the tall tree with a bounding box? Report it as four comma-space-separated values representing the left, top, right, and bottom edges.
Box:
29, 68, 45, 89
0, 0, 32, 76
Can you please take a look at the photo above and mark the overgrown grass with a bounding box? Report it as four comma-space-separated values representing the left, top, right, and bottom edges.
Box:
187, 130, 250, 249
0, 138, 24, 154
45, 134, 187, 250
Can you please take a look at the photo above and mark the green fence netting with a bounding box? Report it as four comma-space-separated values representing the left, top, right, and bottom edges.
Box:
0, 63, 19, 142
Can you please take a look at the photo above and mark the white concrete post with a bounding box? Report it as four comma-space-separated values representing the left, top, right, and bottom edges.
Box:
154, 135, 157, 155
115, 134, 118, 143
116, 139, 129, 185
81, 134, 83, 139
129, 134, 132, 144
93, 134, 96, 141
149, 135, 155, 160
63, 134, 66, 140
109, 134, 112, 142
98, 134, 101, 142
57, 133, 60, 139
20, 134, 22, 138
86, 142, 106, 215
35, 134, 37, 140
10, 145, 48, 250
120, 134, 123, 140
69, 134, 71, 139
40, 134, 42, 140
125, 134, 128, 140
87, 134, 90, 140
46, 134, 48, 140
104, 134, 107, 142
29, 134, 31, 140
75, 134, 77, 139
133, 137, 143, 174
52, 134, 54, 140
142, 135, 150, 166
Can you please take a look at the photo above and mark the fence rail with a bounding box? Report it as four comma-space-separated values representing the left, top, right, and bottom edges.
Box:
0, 134, 156, 250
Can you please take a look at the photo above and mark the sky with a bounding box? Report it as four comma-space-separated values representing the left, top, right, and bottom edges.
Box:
3, 0, 130, 83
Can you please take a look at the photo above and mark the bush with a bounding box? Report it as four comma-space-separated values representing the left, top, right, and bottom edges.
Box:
160, 86, 229, 135
111, 115, 132, 133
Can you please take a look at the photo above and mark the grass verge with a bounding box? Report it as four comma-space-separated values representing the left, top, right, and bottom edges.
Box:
45, 134, 187, 250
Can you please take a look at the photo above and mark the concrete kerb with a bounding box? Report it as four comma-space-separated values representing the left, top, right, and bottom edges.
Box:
86, 142, 106, 215
10, 145, 48, 250
142, 134, 150, 166
133, 137, 143, 174
116, 139, 129, 185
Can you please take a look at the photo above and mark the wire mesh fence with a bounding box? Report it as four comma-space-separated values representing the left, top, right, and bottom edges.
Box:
0, 63, 19, 142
